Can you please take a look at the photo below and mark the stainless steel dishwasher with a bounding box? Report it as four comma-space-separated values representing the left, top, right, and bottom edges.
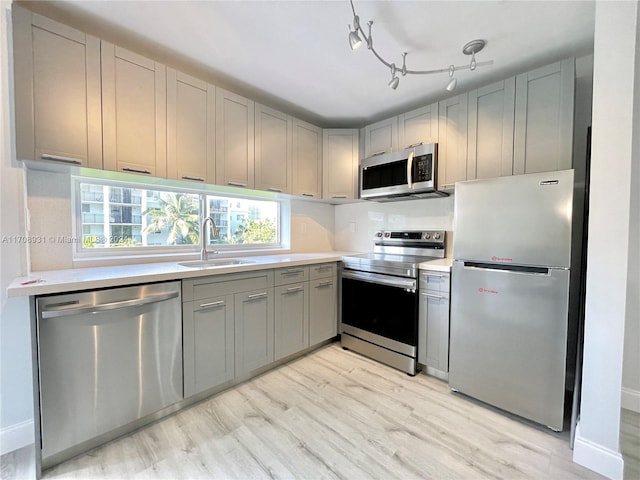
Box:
36, 281, 183, 466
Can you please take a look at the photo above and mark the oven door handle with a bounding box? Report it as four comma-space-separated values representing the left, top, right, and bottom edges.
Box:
341, 270, 416, 291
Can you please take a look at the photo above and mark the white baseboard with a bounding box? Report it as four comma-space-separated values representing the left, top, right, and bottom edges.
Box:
0, 420, 34, 455
573, 422, 625, 480
621, 387, 640, 413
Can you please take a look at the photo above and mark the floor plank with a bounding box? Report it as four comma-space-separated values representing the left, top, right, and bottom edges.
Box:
16, 343, 615, 479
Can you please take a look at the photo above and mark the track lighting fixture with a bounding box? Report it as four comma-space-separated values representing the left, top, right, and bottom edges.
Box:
347, 0, 493, 91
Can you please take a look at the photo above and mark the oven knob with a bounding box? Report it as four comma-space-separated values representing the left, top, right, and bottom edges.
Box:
384, 232, 390, 238
424, 233, 431, 239
433, 232, 441, 240
376, 231, 383, 237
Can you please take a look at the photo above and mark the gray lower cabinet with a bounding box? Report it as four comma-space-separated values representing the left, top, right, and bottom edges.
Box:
309, 263, 338, 346
183, 294, 234, 397
274, 282, 309, 360
418, 270, 451, 377
235, 287, 275, 376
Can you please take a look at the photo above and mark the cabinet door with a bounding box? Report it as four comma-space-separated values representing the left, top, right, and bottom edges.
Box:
513, 59, 575, 174
167, 69, 215, 184
255, 104, 291, 193
309, 277, 337, 346
291, 118, 322, 198
102, 43, 167, 177
364, 117, 398, 158
183, 295, 234, 397
467, 79, 515, 180
322, 129, 359, 200
274, 282, 309, 360
13, 7, 102, 168
438, 94, 468, 191
216, 88, 255, 189
418, 290, 450, 373
234, 288, 274, 376
398, 103, 438, 149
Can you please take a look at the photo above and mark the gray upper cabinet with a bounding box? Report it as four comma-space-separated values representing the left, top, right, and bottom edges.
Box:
514, 59, 575, 174
13, 7, 102, 168
291, 118, 323, 198
438, 93, 468, 191
322, 129, 360, 200
215, 88, 255, 189
102, 43, 167, 177
364, 116, 398, 158
254, 104, 291, 194
398, 103, 439, 149
166, 69, 215, 184
467, 78, 516, 180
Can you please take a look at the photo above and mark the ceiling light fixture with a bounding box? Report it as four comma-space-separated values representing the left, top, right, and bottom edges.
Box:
347, 0, 493, 91
446, 65, 457, 92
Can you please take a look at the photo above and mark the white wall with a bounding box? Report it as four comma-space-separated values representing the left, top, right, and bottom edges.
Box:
0, 0, 36, 460
621, 3, 640, 413
334, 196, 454, 255
574, 2, 639, 479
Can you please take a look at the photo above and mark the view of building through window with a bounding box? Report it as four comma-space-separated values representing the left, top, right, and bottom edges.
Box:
78, 181, 280, 250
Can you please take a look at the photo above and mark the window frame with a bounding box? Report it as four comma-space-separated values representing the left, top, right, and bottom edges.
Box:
72, 176, 285, 260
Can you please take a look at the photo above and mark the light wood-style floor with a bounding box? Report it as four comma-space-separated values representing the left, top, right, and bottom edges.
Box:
25, 342, 606, 480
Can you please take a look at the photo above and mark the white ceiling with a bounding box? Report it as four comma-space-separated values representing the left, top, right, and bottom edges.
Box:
51, 0, 595, 127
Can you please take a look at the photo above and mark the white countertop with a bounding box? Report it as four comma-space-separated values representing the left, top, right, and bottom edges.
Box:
418, 257, 453, 272
7, 253, 349, 297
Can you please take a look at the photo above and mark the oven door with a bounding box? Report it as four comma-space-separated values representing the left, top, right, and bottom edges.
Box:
340, 270, 418, 348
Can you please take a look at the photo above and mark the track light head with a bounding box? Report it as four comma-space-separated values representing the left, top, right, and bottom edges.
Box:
349, 28, 362, 50
446, 65, 457, 91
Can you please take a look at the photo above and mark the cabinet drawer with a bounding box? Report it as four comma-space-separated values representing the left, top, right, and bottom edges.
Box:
309, 262, 337, 280
183, 270, 274, 301
419, 271, 450, 293
274, 266, 309, 286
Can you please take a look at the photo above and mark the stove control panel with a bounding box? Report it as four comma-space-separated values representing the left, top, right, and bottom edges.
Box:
373, 230, 446, 247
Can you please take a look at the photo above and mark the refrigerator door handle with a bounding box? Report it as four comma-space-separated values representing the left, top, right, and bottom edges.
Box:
461, 261, 551, 275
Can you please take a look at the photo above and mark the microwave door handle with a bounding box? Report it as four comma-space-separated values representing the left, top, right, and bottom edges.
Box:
407, 151, 414, 189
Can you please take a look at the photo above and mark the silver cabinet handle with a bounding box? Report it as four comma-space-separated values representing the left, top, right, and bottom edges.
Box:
370, 151, 386, 157
286, 286, 304, 293
40, 154, 82, 165
284, 269, 304, 275
267, 187, 283, 193
316, 281, 333, 288
228, 181, 247, 188
315, 265, 333, 271
302, 193, 315, 197
421, 292, 445, 300
41, 291, 179, 319
331, 195, 348, 199
405, 142, 424, 149
123, 167, 151, 175
423, 273, 444, 278
247, 292, 268, 299
182, 175, 205, 182
199, 300, 225, 309
441, 183, 455, 189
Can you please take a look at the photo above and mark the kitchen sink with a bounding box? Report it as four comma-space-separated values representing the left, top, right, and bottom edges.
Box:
178, 258, 255, 268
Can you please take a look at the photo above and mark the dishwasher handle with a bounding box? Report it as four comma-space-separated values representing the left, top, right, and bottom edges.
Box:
41, 291, 180, 319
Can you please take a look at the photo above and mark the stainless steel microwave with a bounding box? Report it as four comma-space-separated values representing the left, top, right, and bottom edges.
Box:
359, 143, 446, 201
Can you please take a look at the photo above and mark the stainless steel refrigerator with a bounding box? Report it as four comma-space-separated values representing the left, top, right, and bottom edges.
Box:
449, 169, 574, 431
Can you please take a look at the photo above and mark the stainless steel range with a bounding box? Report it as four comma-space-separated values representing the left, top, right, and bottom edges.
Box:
340, 230, 445, 375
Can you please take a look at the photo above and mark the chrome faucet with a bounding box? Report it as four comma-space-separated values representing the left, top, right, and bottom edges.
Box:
200, 216, 219, 261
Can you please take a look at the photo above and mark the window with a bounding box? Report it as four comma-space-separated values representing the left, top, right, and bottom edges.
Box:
74, 179, 282, 256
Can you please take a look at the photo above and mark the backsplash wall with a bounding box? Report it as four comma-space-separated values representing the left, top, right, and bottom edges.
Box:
25, 169, 334, 272
334, 196, 455, 256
